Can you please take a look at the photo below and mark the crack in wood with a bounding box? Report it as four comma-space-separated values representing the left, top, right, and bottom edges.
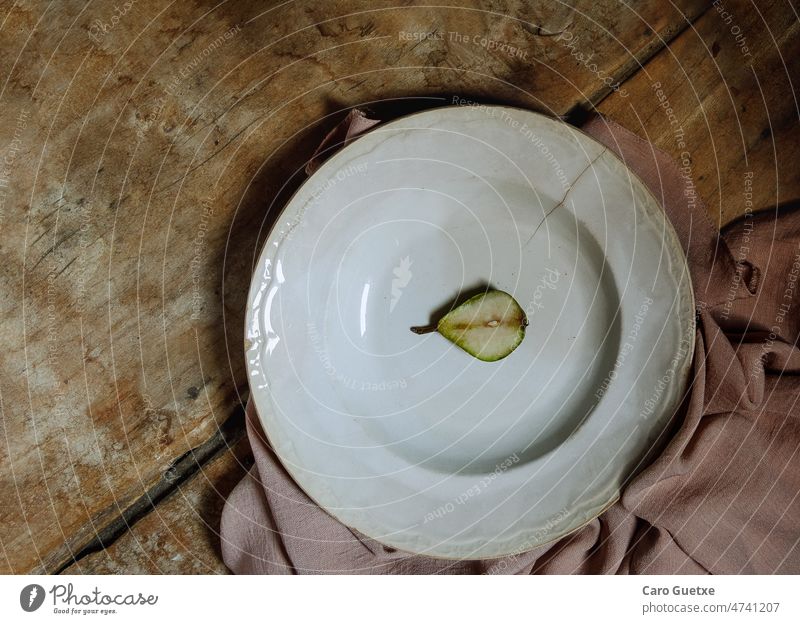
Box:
563, 2, 715, 126
53, 402, 247, 574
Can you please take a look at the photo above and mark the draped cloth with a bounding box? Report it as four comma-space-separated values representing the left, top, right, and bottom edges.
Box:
221, 111, 800, 574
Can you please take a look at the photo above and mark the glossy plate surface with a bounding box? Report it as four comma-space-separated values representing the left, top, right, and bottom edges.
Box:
245, 106, 694, 559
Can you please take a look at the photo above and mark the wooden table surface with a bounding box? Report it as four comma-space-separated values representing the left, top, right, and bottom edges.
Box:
1, 0, 798, 574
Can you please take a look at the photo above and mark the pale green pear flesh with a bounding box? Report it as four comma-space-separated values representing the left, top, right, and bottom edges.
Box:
412, 290, 527, 362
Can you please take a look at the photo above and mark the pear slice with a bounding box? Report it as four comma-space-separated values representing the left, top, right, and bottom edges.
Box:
411, 290, 527, 361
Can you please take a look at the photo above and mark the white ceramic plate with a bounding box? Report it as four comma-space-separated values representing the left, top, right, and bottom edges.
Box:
245, 105, 694, 559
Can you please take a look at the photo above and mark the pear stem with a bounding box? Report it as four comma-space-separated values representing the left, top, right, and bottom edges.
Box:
410, 324, 437, 335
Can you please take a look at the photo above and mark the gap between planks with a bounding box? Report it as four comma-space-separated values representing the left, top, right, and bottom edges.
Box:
53, 401, 247, 574
563, 1, 713, 125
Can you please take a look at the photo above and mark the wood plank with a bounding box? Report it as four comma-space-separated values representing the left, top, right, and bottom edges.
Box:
60, 438, 251, 574
598, 0, 800, 225
0, 0, 709, 573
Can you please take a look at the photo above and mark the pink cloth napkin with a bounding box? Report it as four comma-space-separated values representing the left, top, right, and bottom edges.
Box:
304, 109, 381, 176
221, 110, 800, 574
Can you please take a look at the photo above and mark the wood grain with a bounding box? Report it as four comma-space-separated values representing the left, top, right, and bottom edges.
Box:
60, 438, 251, 574
0, 0, 715, 573
598, 0, 800, 225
